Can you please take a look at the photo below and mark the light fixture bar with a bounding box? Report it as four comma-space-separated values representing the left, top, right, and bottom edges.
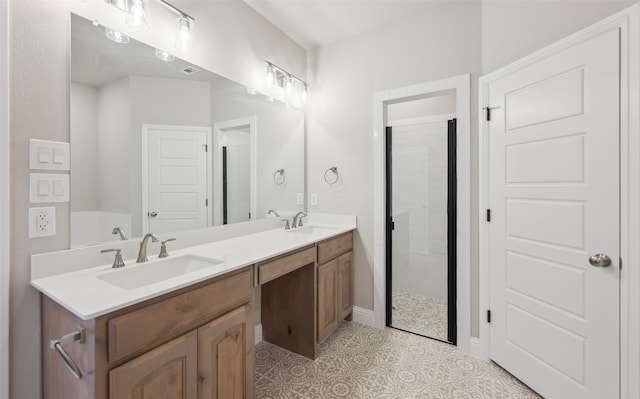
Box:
156, 0, 194, 21
104, 0, 195, 22
265, 61, 308, 90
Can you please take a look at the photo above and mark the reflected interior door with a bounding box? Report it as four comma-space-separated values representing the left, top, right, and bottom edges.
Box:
222, 129, 251, 224
147, 126, 209, 234
486, 28, 620, 399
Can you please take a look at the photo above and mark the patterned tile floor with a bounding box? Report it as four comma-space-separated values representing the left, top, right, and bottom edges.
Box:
255, 321, 543, 399
391, 292, 448, 341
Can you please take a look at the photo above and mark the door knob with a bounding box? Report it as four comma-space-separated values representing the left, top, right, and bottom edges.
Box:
148, 211, 158, 217
589, 253, 612, 268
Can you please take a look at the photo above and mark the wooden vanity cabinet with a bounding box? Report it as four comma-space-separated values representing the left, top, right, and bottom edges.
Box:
316, 232, 354, 342
42, 267, 254, 399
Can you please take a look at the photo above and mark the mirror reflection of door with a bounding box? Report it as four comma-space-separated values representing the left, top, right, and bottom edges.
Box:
222, 127, 251, 224
145, 125, 210, 235
385, 93, 457, 344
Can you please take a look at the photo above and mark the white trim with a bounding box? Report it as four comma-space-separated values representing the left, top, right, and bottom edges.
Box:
373, 74, 472, 353
388, 113, 457, 128
254, 323, 263, 345
212, 116, 257, 225
0, 1, 9, 397
469, 337, 481, 359
352, 306, 375, 326
478, 5, 640, 398
141, 124, 212, 234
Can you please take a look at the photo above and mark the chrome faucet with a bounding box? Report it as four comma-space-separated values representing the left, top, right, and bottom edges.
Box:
267, 209, 281, 217
112, 227, 127, 241
292, 212, 307, 228
137, 233, 158, 263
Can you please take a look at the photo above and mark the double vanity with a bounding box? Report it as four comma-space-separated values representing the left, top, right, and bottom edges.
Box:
31, 216, 356, 399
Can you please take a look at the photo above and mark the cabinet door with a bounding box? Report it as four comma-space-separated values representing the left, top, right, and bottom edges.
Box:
318, 259, 339, 341
198, 305, 253, 399
337, 251, 354, 321
109, 330, 198, 399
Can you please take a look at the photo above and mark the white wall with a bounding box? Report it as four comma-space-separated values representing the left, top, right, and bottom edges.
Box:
306, 0, 633, 340
70, 82, 99, 212
306, 0, 482, 322
0, 1, 9, 397
8, 2, 306, 398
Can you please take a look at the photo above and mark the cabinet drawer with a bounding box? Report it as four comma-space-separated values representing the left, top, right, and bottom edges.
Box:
317, 232, 353, 265
258, 246, 315, 285
107, 269, 252, 363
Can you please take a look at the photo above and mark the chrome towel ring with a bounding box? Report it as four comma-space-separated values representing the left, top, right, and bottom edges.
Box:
324, 166, 339, 185
273, 169, 286, 185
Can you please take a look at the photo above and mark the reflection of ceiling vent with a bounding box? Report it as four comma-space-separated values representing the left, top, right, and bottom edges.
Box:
180, 66, 199, 75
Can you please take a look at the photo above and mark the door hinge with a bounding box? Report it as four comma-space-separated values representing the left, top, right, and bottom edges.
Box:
249, 212, 252, 219
483, 106, 501, 122
205, 198, 208, 206
487, 310, 491, 323
486, 209, 491, 222
203, 144, 208, 152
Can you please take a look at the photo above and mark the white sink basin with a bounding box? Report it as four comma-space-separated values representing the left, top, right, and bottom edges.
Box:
97, 254, 224, 290
287, 225, 337, 235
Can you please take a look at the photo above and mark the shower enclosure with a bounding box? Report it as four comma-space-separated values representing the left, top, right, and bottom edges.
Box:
386, 117, 457, 344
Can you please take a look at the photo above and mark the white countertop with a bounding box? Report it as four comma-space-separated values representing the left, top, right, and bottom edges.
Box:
30, 222, 355, 320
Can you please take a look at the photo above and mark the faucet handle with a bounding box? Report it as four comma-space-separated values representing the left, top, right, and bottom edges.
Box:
158, 238, 176, 258
282, 219, 291, 230
101, 248, 125, 268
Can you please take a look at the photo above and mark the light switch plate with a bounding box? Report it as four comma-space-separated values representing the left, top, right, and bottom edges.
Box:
28, 207, 56, 238
29, 139, 70, 171
296, 193, 304, 205
30, 173, 70, 203
310, 193, 318, 206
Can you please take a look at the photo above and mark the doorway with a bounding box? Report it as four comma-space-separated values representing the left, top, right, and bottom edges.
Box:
213, 116, 257, 226
385, 110, 457, 344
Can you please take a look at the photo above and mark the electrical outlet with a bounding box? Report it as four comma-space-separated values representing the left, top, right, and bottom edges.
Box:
310, 193, 318, 206
29, 207, 56, 238
297, 192, 304, 205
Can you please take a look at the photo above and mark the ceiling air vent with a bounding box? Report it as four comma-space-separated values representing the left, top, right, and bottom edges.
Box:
179, 66, 199, 75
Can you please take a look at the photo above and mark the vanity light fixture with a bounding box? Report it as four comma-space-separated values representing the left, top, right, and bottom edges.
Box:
105, 28, 130, 44
155, 48, 175, 62
175, 16, 194, 51
126, 0, 150, 30
104, 0, 195, 50
264, 61, 309, 102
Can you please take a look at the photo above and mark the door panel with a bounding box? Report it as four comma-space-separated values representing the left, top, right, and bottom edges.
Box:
109, 331, 197, 399
147, 127, 208, 235
487, 29, 620, 399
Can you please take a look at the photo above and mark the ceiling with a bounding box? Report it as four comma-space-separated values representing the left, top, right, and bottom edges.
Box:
244, 0, 451, 50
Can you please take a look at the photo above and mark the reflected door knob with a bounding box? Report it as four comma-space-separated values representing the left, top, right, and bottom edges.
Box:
589, 253, 612, 268
148, 211, 158, 217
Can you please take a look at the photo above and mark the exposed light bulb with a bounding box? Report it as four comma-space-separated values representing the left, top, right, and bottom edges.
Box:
265, 64, 275, 87
155, 48, 175, 62
175, 17, 194, 52
105, 28, 130, 44
126, 0, 150, 30
285, 75, 293, 95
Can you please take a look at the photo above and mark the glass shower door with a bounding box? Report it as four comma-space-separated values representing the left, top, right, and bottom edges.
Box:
386, 118, 456, 343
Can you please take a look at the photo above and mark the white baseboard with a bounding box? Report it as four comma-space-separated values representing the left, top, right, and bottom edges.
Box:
468, 337, 481, 358
353, 306, 374, 326
255, 323, 262, 344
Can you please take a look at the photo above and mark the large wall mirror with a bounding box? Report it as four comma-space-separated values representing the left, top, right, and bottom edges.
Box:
70, 13, 305, 247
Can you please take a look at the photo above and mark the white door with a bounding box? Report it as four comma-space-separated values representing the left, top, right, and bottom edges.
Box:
487, 29, 619, 399
224, 132, 250, 224
147, 126, 209, 235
